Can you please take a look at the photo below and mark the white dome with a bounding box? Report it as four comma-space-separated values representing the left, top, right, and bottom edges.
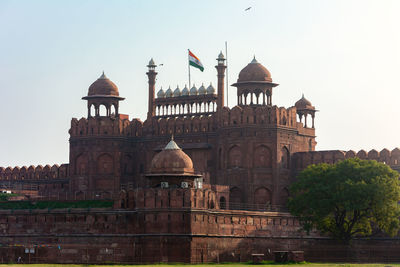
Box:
173, 86, 181, 97
198, 83, 206, 95
206, 83, 215, 94
165, 86, 173, 97
181, 85, 189, 96
190, 84, 198, 95
157, 87, 165, 98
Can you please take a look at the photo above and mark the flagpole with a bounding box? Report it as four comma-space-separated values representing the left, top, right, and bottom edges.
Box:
188, 49, 191, 88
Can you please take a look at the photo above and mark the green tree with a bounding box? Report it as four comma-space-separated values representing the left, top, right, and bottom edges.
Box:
288, 158, 400, 243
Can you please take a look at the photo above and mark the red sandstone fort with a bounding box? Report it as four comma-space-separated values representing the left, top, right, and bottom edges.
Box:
0, 53, 399, 263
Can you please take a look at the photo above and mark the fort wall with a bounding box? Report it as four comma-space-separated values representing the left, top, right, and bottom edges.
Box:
292, 148, 400, 172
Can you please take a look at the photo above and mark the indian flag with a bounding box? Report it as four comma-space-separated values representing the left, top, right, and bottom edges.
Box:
188, 50, 204, 72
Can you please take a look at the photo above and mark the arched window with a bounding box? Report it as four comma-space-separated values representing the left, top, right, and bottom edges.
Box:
219, 196, 226, 209
90, 104, 96, 117
75, 154, 88, 175
254, 187, 272, 211
254, 145, 272, 168
97, 154, 114, 174
99, 104, 108, 116
228, 146, 242, 168
229, 187, 242, 210
281, 147, 290, 169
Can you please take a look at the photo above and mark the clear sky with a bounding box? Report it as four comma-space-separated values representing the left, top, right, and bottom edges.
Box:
1, 0, 399, 167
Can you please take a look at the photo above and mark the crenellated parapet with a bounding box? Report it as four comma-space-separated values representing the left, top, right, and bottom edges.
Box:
116, 185, 228, 210
0, 164, 69, 181
69, 117, 144, 137
218, 105, 301, 129
293, 148, 400, 171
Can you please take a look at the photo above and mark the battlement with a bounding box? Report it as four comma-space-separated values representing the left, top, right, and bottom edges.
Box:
293, 148, 400, 170
0, 164, 69, 181
219, 105, 305, 129
69, 117, 144, 137
70, 104, 315, 140
116, 185, 229, 210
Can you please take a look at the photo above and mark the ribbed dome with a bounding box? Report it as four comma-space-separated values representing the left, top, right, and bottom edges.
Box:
150, 139, 194, 174
173, 86, 181, 97
198, 84, 206, 95
181, 85, 189, 96
190, 84, 198, 95
237, 57, 272, 83
157, 87, 165, 98
295, 94, 314, 110
88, 72, 119, 96
165, 86, 173, 97
206, 83, 215, 94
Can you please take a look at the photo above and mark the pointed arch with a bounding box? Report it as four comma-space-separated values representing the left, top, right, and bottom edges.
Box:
229, 187, 243, 210
254, 145, 272, 168
97, 153, 114, 174
254, 187, 272, 210
228, 145, 242, 168
281, 146, 290, 169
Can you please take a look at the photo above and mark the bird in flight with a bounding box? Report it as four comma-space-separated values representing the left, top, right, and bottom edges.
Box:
245, 7, 252, 11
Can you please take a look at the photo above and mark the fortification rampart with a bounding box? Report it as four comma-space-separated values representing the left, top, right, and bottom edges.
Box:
0, 164, 69, 182
292, 148, 400, 171
70, 105, 310, 140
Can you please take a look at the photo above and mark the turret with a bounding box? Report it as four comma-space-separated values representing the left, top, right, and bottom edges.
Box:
82, 72, 124, 118
215, 51, 226, 111
295, 94, 317, 128
231, 57, 278, 106
146, 58, 158, 120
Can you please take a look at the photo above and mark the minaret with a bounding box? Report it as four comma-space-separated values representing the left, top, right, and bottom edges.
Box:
146, 58, 157, 120
215, 51, 226, 111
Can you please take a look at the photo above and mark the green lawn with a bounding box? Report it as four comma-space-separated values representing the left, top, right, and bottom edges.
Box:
1, 264, 400, 267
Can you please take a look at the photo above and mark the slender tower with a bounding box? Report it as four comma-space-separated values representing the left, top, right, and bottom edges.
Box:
146, 58, 157, 120
215, 51, 226, 111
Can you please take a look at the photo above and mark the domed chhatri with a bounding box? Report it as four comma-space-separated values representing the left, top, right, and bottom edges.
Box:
232, 56, 278, 107
157, 87, 165, 98
237, 56, 272, 83
173, 86, 181, 97
295, 94, 317, 128
165, 86, 173, 98
88, 72, 120, 96
206, 83, 215, 94
295, 94, 315, 110
198, 83, 206, 95
190, 84, 198, 95
181, 85, 189, 96
82, 72, 124, 118
149, 138, 195, 175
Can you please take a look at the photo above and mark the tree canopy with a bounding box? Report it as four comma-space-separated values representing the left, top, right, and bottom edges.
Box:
288, 158, 400, 242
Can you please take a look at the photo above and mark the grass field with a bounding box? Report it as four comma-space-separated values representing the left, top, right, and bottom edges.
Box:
1, 264, 400, 267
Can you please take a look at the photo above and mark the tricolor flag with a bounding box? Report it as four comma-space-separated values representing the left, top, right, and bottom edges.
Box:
188, 50, 204, 72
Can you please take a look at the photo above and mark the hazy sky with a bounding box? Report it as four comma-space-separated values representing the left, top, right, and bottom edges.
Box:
1, 0, 399, 167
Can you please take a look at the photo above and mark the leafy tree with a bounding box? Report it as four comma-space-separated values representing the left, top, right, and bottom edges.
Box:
288, 158, 400, 243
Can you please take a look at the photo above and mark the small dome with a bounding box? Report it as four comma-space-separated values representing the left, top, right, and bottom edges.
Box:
237, 57, 272, 83
218, 51, 225, 60
88, 72, 119, 96
148, 58, 156, 66
165, 86, 173, 97
206, 83, 215, 94
150, 139, 194, 174
190, 84, 198, 95
295, 94, 314, 110
181, 85, 189, 96
157, 87, 165, 98
198, 83, 206, 95
173, 86, 181, 97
